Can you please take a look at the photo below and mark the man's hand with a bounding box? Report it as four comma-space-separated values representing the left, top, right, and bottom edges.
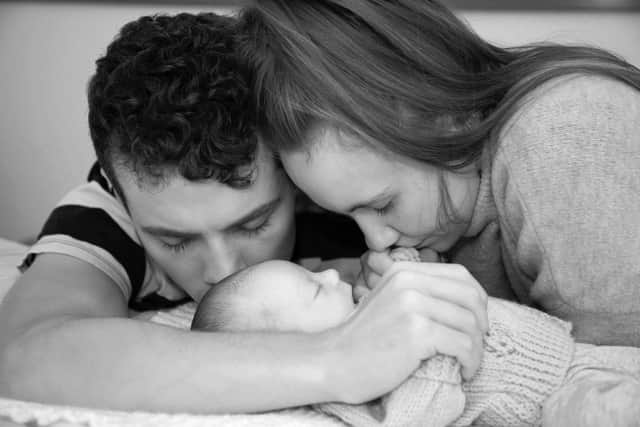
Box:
323, 260, 488, 404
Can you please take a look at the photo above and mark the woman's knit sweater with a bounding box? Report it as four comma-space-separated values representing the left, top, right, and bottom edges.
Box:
447, 74, 640, 345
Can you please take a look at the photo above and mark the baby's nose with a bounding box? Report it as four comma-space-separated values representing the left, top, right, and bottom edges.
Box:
317, 268, 340, 287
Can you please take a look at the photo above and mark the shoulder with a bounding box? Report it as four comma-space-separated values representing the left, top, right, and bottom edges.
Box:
23, 180, 145, 302
491, 74, 640, 191
55, 180, 137, 241
497, 74, 639, 156
506, 73, 638, 124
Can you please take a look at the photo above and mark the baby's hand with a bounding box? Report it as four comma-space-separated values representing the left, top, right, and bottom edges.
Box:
354, 247, 443, 302
354, 250, 394, 302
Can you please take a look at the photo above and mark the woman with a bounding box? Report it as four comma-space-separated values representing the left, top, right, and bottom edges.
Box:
239, 0, 640, 345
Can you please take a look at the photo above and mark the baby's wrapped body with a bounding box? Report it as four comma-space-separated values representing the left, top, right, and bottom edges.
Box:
185, 247, 640, 426
316, 297, 640, 427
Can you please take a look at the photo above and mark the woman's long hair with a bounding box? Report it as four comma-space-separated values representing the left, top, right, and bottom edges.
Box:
238, 0, 640, 169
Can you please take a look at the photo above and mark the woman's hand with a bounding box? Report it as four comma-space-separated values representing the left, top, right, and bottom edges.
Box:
323, 260, 489, 404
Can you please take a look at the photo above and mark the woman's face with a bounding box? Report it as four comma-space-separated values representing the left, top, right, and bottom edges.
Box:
281, 125, 480, 254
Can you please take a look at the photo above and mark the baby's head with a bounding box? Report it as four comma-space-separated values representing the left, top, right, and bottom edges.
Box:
191, 260, 356, 333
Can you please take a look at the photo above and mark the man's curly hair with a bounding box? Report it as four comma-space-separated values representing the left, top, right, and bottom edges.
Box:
88, 13, 258, 201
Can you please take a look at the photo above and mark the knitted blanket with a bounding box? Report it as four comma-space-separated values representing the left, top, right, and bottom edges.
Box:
317, 298, 575, 427
151, 298, 575, 427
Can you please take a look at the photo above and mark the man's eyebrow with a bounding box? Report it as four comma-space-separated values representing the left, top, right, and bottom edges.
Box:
140, 225, 199, 239
225, 197, 281, 230
141, 197, 282, 238
344, 190, 391, 214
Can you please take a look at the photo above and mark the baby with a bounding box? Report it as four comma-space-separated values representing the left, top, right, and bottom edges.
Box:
190, 249, 640, 427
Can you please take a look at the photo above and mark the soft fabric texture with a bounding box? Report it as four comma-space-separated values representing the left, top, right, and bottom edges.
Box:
0, 397, 345, 427
542, 344, 640, 427
447, 74, 640, 345
316, 297, 575, 427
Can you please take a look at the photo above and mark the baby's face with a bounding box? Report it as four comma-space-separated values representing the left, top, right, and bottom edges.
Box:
238, 260, 356, 333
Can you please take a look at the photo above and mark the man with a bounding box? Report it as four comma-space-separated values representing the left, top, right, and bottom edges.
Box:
0, 12, 485, 413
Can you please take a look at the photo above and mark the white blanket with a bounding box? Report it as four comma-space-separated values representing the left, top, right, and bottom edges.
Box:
0, 237, 344, 427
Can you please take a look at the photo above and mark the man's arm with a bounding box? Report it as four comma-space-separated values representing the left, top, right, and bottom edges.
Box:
0, 254, 487, 413
0, 254, 333, 413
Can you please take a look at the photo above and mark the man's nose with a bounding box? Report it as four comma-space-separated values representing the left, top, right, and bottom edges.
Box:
202, 239, 246, 284
355, 215, 399, 252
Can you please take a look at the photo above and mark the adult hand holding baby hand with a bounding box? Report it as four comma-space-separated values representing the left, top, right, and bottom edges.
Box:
324, 257, 488, 404
353, 248, 442, 300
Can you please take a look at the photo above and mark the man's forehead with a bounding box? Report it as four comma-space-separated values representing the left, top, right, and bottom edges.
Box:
115, 150, 280, 195
123, 173, 284, 231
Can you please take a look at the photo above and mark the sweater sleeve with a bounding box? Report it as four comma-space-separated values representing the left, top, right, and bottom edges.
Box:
493, 74, 640, 345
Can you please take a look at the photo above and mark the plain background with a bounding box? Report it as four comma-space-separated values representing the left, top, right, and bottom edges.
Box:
1, 1, 639, 242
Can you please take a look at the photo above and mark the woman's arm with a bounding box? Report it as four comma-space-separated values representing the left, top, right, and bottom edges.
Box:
495, 74, 640, 345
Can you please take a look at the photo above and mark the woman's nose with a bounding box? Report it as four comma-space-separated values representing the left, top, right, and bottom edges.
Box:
355, 216, 399, 252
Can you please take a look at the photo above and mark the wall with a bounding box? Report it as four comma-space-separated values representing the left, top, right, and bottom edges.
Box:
0, 2, 638, 242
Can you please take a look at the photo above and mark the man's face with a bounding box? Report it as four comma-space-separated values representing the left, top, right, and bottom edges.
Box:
117, 145, 296, 302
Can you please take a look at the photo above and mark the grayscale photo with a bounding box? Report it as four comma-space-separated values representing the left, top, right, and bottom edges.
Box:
0, 0, 639, 426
